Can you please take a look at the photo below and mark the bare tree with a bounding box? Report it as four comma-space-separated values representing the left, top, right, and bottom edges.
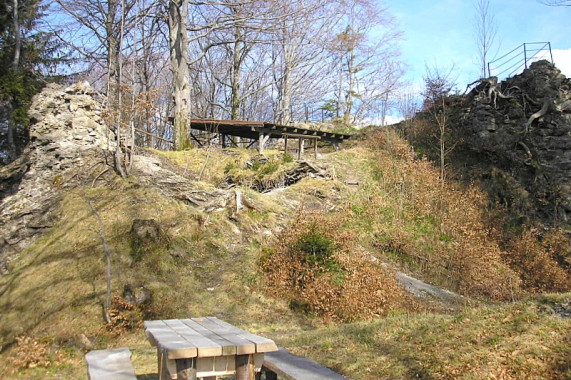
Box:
270, 0, 339, 125
329, 0, 402, 125
538, 0, 570, 5
473, 0, 498, 78
423, 65, 457, 186
168, 0, 192, 150
53, 0, 142, 175
397, 90, 419, 139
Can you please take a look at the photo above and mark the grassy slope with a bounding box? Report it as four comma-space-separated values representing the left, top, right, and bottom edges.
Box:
0, 138, 569, 379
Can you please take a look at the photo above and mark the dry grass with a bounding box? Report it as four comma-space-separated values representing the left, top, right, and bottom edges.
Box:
0, 133, 569, 379
330, 130, 524, 300
0, 176, 302, 378
280, 295, 571, 379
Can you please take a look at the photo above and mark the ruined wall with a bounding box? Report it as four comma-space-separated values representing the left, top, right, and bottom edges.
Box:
0, 82, 115, 272
458, 60, 571, 225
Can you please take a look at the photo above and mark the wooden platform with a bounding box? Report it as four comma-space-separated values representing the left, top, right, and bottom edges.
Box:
186, 118, 352, 154
189, 119, 351, 142
263, 347, 348, 380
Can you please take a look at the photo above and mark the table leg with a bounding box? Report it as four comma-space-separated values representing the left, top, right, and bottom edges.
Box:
175, 358, 197, 380
236, 354, 255, 380
157, 349, 170, 380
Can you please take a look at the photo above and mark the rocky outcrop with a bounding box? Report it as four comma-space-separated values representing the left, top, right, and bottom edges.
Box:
459, 60, 571, 225
0, 82, 115, 273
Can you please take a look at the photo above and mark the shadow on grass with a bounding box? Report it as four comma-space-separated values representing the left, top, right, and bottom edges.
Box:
137, 374, 158, 380
0, 226, 116, 353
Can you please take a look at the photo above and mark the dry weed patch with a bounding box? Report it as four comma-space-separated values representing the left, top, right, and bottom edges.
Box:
502, 228, 571, 293
261, 212, 415, 322
359, 129, 523, 300
281, 296, 571, 379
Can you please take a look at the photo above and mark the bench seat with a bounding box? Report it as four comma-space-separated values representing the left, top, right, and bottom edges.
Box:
263, 347, 347, 380
85, 347, 137, 380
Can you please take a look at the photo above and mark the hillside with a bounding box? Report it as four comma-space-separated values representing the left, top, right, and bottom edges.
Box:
0, 82, 569, 379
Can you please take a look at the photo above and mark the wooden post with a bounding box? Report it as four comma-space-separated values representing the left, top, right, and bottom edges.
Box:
175, 358, 197, 380
258, 132, 264, 154
297, 137, 304, 160
158, 349, 169, 380
314, 138, 317, 159
236, 354, 255, 380
284, 136, 288, 154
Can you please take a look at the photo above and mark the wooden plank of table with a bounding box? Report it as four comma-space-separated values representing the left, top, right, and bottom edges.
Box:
207, 317, 278, 353
163, 319, 223, 358
144, 320, 198, 359
192, 318, 256, 355
181, 319, 237, 356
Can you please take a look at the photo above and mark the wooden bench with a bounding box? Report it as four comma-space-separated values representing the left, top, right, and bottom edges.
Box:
85, 347, 137, 380
262, 347, 348, 380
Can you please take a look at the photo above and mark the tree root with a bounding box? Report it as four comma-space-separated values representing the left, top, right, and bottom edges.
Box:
525, 99, 550, 134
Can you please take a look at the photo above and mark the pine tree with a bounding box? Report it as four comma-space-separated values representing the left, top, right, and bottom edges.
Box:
0, 0, 61, 164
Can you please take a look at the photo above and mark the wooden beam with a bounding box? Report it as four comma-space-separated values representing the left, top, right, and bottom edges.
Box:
189, 133, 204, 148
282, 133, 320, 140
134, 128, 173, 144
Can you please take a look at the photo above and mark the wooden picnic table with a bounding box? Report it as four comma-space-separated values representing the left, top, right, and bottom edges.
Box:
144, 317, 278, 380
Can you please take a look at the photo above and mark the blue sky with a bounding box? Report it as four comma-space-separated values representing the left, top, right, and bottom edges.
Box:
385, 0, 571, 91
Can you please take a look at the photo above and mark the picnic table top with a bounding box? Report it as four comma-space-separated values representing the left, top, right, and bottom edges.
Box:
144, 317, 278, 360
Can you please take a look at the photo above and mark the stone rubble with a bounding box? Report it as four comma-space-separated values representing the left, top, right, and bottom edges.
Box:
0, 82, 115, 273
460, 60, 571, 224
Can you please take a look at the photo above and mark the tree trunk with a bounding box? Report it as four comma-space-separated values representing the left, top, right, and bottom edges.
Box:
12, 0, 20, 72
168, 0, 192, 150
277, 46, 293, 125
6, 0, 21, 161
343, 48, 355, 125
106, 1, 119, 105
230, 35, 242, 120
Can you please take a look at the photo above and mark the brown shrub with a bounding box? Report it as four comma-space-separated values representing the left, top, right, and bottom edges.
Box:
365, 129, 522, 300
7, 336, 52, 370
261, 213, 414, 322
503, 229, 571, 293
106, 296, 144, 334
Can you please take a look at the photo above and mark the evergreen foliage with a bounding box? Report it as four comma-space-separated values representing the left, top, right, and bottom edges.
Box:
0, 0, 62, 164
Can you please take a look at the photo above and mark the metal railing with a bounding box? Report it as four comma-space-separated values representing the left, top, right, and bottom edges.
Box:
487, 42, 553, 79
